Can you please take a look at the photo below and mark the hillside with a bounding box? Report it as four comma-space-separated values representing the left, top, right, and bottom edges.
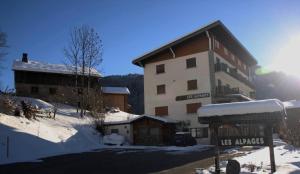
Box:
0, 100, 102, 164
254, 71, 300, 101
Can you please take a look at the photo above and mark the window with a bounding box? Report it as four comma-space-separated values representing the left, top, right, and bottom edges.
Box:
31, 86, 39, 94
49, 88, 57, 95
155, 106, 168, 116
111, 129, 119, 134
186, 57, 196, 68
187, 80, 197, 90
157, 84, 166, 94
224, 47, 228, 55
190, 127, 208, 138
186, 103, 202, 114
156, 64, 165, 74
215, 39, 220, 49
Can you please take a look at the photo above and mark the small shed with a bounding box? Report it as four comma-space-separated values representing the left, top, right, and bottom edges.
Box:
198, 99, 286, 173
104, 111, 177, 146
131, 115, 177, 146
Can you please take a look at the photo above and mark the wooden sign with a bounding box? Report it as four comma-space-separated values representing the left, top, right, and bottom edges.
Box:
219, 136, 267, 146
175, 93, 210, 101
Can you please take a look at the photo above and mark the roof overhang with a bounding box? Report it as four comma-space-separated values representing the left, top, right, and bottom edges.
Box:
132, 20, 257, 67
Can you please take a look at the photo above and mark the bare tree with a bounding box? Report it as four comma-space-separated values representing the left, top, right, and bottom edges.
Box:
64, 25, 103, 117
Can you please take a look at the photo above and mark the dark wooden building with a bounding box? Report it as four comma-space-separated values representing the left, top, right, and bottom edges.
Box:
105, 115, 177, 146
13, 54, 101, 106
132, 116, 176, 145
102, 87, 130, 112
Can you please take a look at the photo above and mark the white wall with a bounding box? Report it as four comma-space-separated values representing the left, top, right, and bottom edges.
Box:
144, 52, 212, 128
106, 124, 133, 144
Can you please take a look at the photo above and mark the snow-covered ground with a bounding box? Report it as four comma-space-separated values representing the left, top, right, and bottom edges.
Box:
198, 137, 300, 174
0, 101, 102, 164
0, 97, 211, 165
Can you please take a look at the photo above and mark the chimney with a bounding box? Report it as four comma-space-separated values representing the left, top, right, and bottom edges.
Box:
22, 53, 28, 63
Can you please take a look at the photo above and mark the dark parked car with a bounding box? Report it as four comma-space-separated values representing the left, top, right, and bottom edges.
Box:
174, 132, 197, 146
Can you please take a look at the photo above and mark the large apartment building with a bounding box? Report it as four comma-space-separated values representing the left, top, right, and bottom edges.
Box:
132, 21, 257, 143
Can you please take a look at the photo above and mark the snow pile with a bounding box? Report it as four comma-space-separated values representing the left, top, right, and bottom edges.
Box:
199, 138, 300, 174
104, 110, 140, 124
283, 100, 300, 109
12, 96, 54, 112
12, 59, 101, 77
104, 110, 177, 125
198, 99, 285, 117
103, 133, 126, 146
0, 102, 102, 164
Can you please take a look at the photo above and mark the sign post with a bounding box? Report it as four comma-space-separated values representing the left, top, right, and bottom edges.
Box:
266, 124, 276, 173
213, 124, 221, 174
202, 121, 279, 173
198, 100, 285, 174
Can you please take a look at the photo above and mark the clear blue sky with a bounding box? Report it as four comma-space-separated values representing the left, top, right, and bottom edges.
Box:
0, 0, 300, 88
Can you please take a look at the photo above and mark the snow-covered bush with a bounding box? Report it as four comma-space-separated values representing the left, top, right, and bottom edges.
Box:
21, 101, 38, 119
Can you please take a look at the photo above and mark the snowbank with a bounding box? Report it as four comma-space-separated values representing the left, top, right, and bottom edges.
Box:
12, 96, 54, 111
198, 99, 285, 117
103, 133, 126, 145
0, 102, 102, 164
199, 138, 300, 174
104, 110, 140, 124
104, 110, 176, 125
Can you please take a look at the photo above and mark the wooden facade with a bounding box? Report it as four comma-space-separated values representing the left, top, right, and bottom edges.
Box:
132, 117, 176, 146
103, 93, 129, 112
14, 70, 100, 106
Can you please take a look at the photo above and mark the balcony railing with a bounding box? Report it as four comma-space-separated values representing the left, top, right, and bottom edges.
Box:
215, 63, 255, 89
215, 85, 241, 96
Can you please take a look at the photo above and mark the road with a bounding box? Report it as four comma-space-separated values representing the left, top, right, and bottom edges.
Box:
0, 147, 219, 174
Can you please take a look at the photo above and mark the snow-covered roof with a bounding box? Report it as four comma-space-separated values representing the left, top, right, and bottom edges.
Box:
283, 100, 300, 109
104, 111, 177, 125
12, 60, 101, 77
104, 111, 140, 125
102, 87, 130, 95
198, 99, 285, 117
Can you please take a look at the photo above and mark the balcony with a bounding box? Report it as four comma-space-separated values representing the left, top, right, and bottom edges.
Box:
215, 85, 241, 97
215, 63, 255, 89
